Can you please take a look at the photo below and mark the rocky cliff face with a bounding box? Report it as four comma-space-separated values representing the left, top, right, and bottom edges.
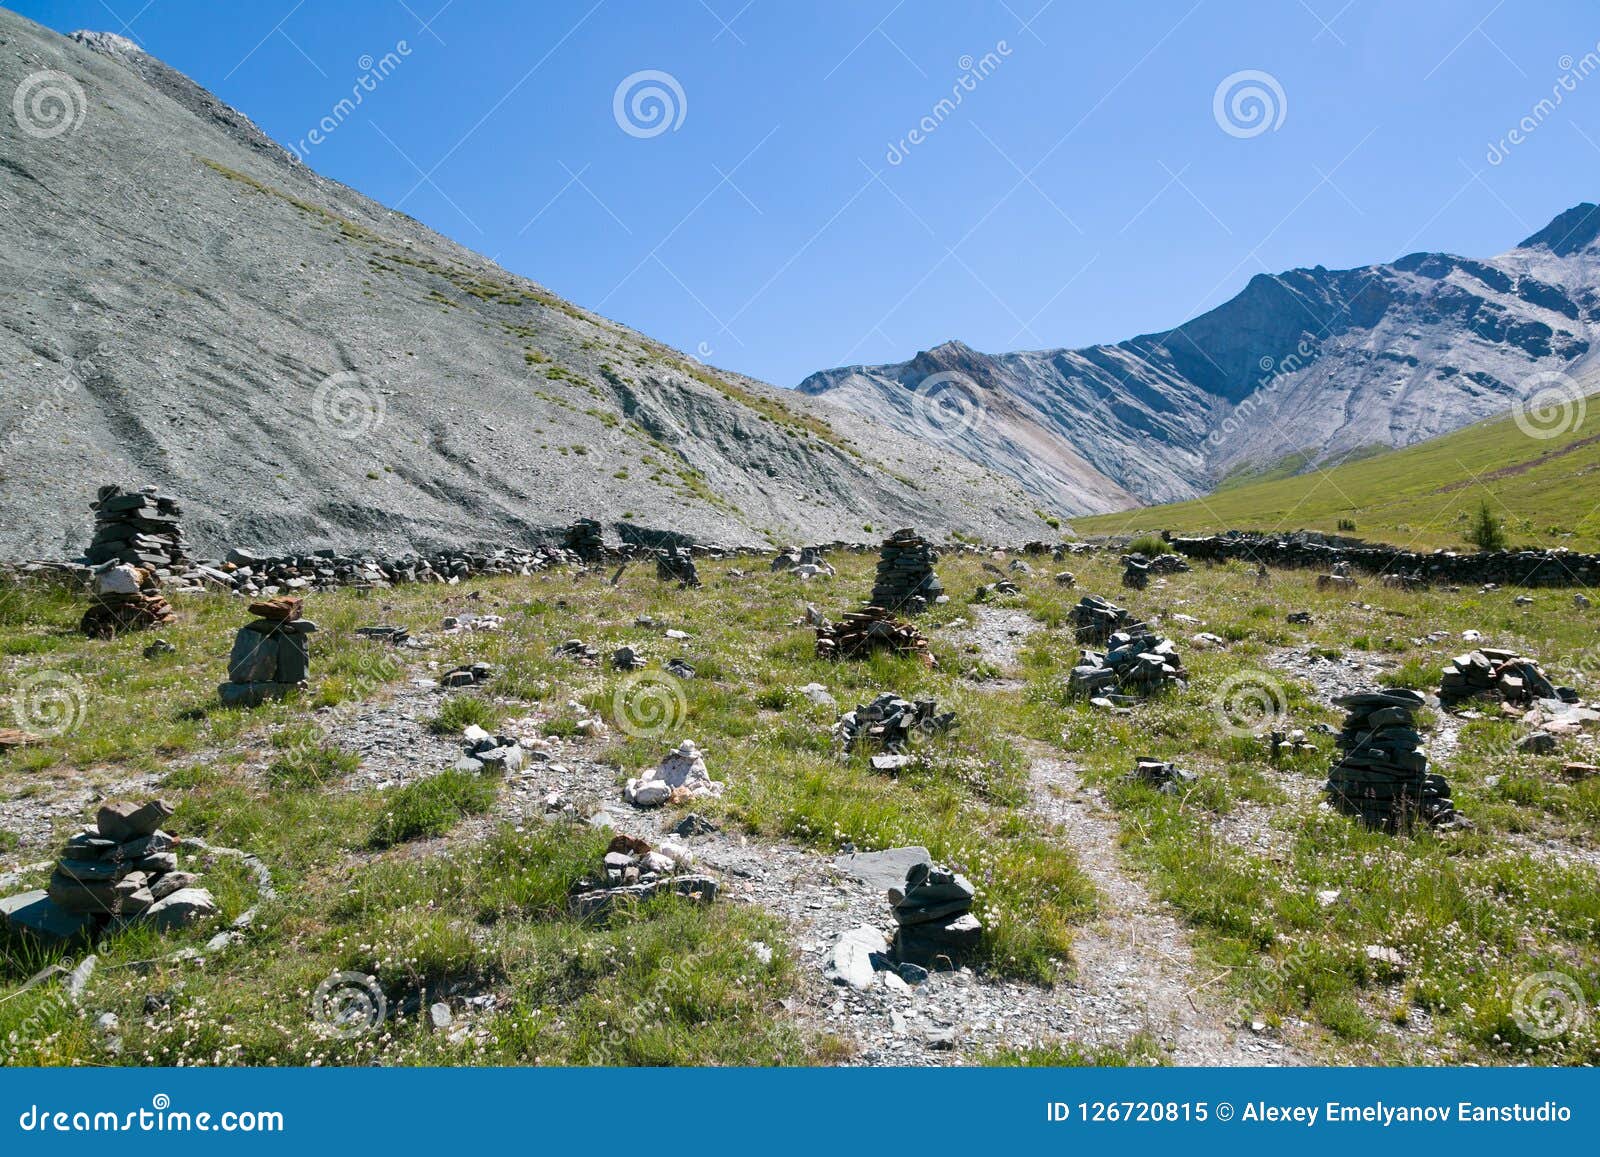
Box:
0, 11, 1049, 558
799, 207, 1600, 517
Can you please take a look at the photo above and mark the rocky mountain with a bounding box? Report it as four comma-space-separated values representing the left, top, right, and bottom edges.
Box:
0, 11, 1049, 559
799, 206, 1600, 518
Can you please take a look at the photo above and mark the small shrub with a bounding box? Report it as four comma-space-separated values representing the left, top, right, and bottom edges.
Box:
370, 770, 501, 847
1336, 518, 1357, 532
266, 742, 361, 790
1126, 534, 1170, 556
1465, 500, 1508, 551
429, 695, 501, 735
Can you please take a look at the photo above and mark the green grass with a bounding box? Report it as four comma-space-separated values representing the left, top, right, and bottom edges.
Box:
1074, 390, 1600, 550
6, 547, 1600, 1066
370, 769, 502, 847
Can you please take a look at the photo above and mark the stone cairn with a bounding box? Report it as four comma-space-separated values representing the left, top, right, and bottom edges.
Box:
655, 546, 701, 588
1070, 630, 1186, 699
1070, 594, 1139, 644
80, 563, 176, 638
0, 799, 216, 944
569, 834, 717, 919
815, 606, 933, 665
455, 723, 528, 774
219, 597, 316, 706
890, 861, 982, 967
1440, 648, 1573, 707
1326, 689, 1460, 830
869, 529, 943, 613
1131, 757, 1197, 795
563, 518, 606, 562
85, 485, 190, 573
1121, 553, 1151, 589
553, 638, 601, 665
624, 740, 725, 808
834, 693, 957, 760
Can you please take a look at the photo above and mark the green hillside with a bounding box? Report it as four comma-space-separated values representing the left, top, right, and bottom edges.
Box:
1073, 392, 1600, 551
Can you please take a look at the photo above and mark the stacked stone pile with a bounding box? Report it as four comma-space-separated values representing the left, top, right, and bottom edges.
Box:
611, 645, 646, 671
564, 518, 606, 561
1440, 648, 1573, 706
1148, 552, 1189, 575
1326, 689, 1460, 829
219, 597, 316, 706
624, 740, 724, 808
80, 563, 177, 638
569, 834, 717, 919
655, 546, 701, 587
0, 799, 216, 944
1070, 594, 1139, 644
890, 861, 982, 967
973, 577, 1020, 601
868, 529, 943, 613
1069, 631, 1185, 698
553, 639, 601, 665
455, 724, 528, 773
1122, 553, 1151, 589
833, 693, 956, 755
815, 606, 933, 665
440, 662, 493, 688
1131, 757, 1197, 794
85, 485, 189, 572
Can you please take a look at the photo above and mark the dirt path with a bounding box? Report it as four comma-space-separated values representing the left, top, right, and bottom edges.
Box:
958, 604, 1315, 1065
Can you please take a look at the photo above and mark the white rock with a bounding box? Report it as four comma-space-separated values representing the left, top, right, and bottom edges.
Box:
657, 839, 694, 868
799, 683, 836, 707
93, 565, 143, 597
827, 925, 886, 990
623, 740, 724, 807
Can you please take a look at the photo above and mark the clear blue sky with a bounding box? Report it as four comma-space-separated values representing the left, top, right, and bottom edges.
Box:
12, 0, 1600, 386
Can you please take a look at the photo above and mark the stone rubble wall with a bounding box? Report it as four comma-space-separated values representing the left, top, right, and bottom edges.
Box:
1168, 534, 1600, 588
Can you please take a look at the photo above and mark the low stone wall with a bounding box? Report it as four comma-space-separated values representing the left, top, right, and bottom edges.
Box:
1170, 534, 1600, 587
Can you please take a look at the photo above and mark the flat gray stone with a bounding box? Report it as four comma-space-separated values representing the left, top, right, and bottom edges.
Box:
0, 890, 96, 944
827, 924, 888, 990
832, 846, 931, 891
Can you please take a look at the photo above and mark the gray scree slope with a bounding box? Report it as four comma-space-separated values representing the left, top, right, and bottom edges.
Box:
0, 12, 1051, 558
799, 206, 1600, 517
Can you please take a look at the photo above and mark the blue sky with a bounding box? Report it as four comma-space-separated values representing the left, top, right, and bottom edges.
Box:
12, 0, 1600, 386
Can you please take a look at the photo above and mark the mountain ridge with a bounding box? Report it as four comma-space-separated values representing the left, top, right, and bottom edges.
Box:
799, 202, 1600, 518
0, 10, 1050, 558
